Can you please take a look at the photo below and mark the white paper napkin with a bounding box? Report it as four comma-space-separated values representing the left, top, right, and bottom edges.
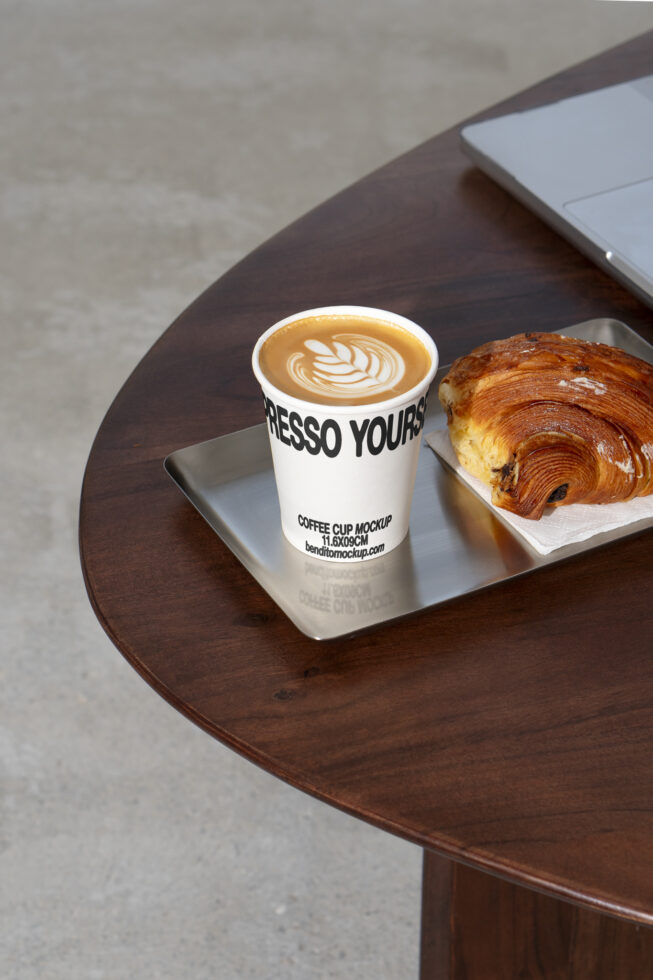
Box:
426, 427, 653, 555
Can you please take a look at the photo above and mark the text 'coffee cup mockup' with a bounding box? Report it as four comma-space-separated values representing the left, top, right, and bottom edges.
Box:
253, 307, 438, 562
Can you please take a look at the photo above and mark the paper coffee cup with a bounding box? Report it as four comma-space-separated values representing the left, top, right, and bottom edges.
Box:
252, 305, 438, 562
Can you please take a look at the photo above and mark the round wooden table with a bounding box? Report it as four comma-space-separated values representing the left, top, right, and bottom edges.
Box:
80, 32, 653, 978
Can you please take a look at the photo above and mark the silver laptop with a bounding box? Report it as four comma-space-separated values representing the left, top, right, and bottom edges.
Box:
461, 76, 653, 309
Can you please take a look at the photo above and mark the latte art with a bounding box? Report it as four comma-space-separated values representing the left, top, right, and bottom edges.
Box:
287, 334, 406, 400
258, 313, 432, 406
252, 306, 439, 562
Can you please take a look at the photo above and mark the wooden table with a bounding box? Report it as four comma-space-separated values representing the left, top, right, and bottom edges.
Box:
80, 32, 653, 978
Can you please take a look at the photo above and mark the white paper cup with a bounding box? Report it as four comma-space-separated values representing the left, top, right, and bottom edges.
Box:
252, 305, 438, 562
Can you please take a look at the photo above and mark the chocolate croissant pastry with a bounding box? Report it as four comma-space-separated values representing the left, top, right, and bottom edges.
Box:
438, 332, 653, 519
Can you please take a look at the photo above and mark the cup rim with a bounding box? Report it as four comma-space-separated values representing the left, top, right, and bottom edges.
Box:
252, 305, 438, 415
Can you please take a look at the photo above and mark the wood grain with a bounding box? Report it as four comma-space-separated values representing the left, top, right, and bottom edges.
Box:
420, 850, 653, 979
80, 29, 653, 937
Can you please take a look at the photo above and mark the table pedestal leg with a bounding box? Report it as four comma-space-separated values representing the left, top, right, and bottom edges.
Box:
419, 849, 653, 979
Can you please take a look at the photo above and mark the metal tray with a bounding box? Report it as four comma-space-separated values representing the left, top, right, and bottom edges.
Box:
165, 319, 653, 640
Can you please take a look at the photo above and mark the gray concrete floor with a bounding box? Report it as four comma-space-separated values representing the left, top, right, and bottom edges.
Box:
3, 2, 653, 977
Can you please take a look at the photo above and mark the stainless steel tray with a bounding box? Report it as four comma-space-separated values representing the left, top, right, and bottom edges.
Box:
165, 319, 653, 640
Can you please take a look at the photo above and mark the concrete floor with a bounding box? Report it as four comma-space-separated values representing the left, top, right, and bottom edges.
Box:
3, 2, 653, 977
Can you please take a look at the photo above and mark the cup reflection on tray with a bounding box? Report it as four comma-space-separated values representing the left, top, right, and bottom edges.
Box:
277, 532, 422, 636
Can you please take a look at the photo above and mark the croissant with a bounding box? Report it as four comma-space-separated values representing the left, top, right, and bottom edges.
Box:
438, 332, 653, 519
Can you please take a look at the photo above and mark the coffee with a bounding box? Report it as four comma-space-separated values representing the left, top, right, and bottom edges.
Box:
258, 313, 432, 406
252, 306, 438, 561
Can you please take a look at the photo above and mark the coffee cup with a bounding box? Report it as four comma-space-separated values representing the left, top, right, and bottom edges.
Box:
252, 305, 438, 562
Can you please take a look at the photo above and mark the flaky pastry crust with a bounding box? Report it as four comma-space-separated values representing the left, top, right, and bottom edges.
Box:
438, 332, 653, 519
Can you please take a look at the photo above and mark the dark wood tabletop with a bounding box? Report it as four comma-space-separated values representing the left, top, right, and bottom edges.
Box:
80, 28, 653, 965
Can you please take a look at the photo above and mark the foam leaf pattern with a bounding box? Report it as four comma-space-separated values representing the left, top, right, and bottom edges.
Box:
287, 332, 406, 400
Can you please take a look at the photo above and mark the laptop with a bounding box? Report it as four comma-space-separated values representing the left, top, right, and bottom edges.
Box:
460, 75, 653, 309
